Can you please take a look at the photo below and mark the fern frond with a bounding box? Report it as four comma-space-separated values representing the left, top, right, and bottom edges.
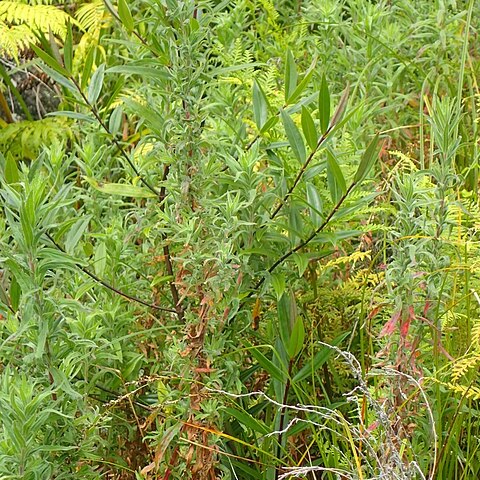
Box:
471, 318, 480, 350
0, 23, 34, 59
0, 2, 70, 38
450, 354, 480, 382
76, 0, 106, 32
443, 381, 480, 401
0, 118, 72, 160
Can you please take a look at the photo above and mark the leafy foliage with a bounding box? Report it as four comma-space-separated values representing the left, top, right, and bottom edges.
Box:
0, 0, 480, 479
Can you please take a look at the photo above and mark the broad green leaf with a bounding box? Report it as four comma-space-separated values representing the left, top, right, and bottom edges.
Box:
88, 64, 105, 104
326, 150, 346, 203
319, 74, 330, 134
329, 83, 350, 129
284, 50, 298, 103
306, 182, 323, 227
118, 0, 134, 32
94, 241, 107, 277
281, 110, 306, 164
271, 272, 286, 300
301, 106, 317, 150
354, 133, 381, 184
278, 292, 297, 350
252, 80, 268, 130
287, 317, 305, 358
84, 177, 157, 198
31, 44, 69, 77
292, 332, 349, 383
64, 21, 73, 72
224, 407, 270, 435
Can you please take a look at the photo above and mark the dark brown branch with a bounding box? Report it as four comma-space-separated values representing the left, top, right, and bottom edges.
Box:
159, 164, 184, 321
249, 181, 356, 297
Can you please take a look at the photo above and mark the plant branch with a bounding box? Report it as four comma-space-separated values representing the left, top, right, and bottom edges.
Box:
68, 76, 184, 321
270, 124, 334, 220
69, 76, 159, 197
249, 181, 356, 297
45, 232, 177, 314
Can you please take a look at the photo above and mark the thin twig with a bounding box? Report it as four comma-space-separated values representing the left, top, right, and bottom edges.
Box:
66, 74, 184, 320
270, 123, 334, 220
45, 232, 176, 313
249, 181, 356, 297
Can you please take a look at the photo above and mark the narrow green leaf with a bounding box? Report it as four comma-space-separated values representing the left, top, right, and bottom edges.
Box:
354, 133, 381, 184
64, 21, 73, 72
278, 292, 297, 351
117, 0, 134, 32
292, 332, 349, 383
84, 177, 157, 198
284, 50, 298, 104
31, 44, 69, 77
287, 317, 305, 358
252, 80, 268, 130
287, 56, 317, 105
87, 64, 105, 104
301, 106, 317, 150
291, 252, 309, 277
271, 272, 285, 300
10, 275, 21, 311
5, 155, 19, 185
326, 150, 346, 203
94, 241, 107, 277
81, 47, 95, 90
65, 215, 92, 254
109, 105, 123, 135
40, 64, 76, 92
244, 341, 286, 382
107, 65, 171, 81
123, 98, 164, 137
319, 74, 330, 134
224, 407, 270, 435
306, 182, 323, 227
260, 116, 278, 134
329, 83, 350, 129
281, 110, 306, 164
48, 29, 63, 67
48, 111, 94, 122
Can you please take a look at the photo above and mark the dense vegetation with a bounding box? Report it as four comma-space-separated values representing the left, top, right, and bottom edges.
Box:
0, 0, 479, 479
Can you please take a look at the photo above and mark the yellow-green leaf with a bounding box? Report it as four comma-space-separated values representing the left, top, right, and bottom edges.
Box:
84, 177, 157, 198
